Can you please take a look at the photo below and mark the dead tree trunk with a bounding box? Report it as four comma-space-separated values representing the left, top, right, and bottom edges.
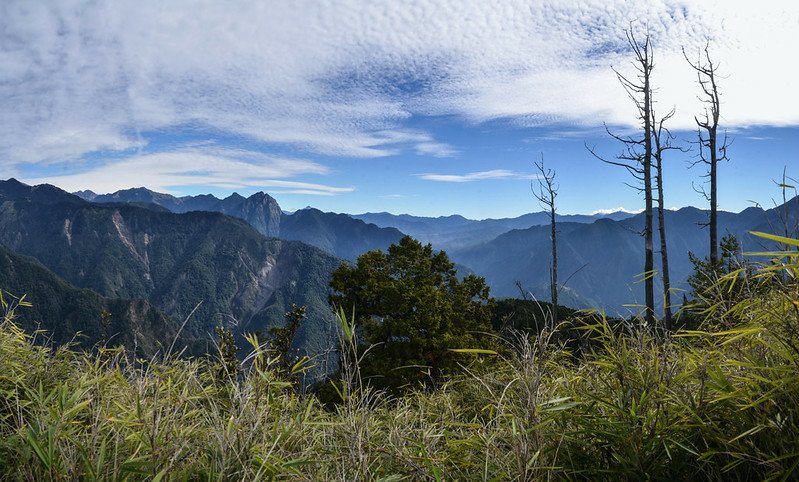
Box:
643, 67, 655, 326
533, 157, 558, 324
685, 44, 728, 265
652, 108, 677, 330
588, 29, 656, 325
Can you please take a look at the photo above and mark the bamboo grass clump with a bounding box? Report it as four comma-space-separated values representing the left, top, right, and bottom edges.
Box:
0, 237, 798, 480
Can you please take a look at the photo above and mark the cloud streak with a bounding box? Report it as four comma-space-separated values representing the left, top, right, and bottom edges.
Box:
418, 169, 536, 183
26, 146, 352, 196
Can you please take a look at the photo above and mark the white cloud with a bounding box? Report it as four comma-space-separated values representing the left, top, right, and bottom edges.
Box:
418, 169, 536, 183
590, 206, 645, 215
414, 141, 459, 158
1, 0, 797, 175
25, 146, 352, 195
269, 189, 349, 196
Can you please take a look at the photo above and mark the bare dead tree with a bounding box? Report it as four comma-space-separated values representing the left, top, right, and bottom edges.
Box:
587, 29, 655, 325
651, 106, 680, 330
684, 44, 729, 265
779, 169, 799, 245
532, 156, 558, 324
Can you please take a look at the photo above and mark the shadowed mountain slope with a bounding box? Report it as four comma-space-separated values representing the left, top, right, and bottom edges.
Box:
0, 244, 181, 355
450, 201, 792, 316
2, 180, 342, 363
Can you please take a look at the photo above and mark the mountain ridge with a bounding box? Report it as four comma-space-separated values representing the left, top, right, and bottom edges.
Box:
1, 179, 344, 368
449, 196, 798, 316
13, 179, 799, 322
75, 187, 402, 260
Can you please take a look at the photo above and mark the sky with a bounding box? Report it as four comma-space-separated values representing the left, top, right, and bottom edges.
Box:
1, 0, 798, 219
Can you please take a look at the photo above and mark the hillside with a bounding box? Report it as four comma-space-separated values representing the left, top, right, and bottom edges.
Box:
450, 202, 793, 316
1, 180, 342, 364
0, 244, 182, 355
2, 251, 798, 479
279, 208, 404, 261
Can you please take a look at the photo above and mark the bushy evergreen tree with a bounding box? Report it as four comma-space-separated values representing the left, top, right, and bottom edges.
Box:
330, 236, 495, 392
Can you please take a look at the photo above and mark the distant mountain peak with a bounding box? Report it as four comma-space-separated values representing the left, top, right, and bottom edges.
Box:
73, 189, 98, 201
4, 177, 26, 187
1, 178, 84, 205
124, 186, 159, 194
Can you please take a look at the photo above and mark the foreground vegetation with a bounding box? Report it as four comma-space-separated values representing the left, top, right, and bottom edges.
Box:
1, 236, 798, 480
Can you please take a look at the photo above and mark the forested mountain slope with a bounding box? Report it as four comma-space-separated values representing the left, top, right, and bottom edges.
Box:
0, 243, 180, 354
1, 180, 342, 363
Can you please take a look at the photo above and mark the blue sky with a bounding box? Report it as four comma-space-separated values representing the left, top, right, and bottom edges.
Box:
2, 1, 798, 218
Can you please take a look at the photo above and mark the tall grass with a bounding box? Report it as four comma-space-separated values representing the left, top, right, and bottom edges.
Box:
1, 240, 799, 480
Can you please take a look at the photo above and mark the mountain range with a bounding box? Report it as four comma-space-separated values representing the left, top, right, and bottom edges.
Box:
75, 188, 404, 261
1, 179, 343, 370
449, 203, 797, 315
2, 177, 797, 361
76, 187, 637, 255
72, 183, 799, 316
351, 210, 637, 251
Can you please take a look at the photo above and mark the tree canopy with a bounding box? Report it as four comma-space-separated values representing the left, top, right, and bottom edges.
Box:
330, 236, 495, 392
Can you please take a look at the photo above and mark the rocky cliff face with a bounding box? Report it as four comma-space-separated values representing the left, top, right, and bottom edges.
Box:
215, 191, 282, 237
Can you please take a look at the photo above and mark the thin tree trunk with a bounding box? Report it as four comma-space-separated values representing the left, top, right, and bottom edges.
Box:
685, 45, 725, 265
655, 152, 672, 329
550, 201, 558, 324
589, 30, 657, 326
709, 128, 718, 264
532, 159, 559, 325
708, 70, 719, 265
643, 62, 655, 326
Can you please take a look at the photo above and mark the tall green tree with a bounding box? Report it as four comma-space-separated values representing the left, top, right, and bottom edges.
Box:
330, 236, 495, 392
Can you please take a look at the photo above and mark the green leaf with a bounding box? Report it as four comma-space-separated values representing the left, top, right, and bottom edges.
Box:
749, 231, 799, 247
448, 348, 498, 355
742, 251, 799, 258
152, 468, 170, 482
25, 426, 50, 469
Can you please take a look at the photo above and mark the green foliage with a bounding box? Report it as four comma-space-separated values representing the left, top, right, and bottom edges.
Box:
269, 304, 304, 368
683, 234, 749, 328
262, 303, 308, 385
2, 234, 799, 479
688, 234, 746, 297
330, 235, 496, 392
685, 233, 790, 329
492, 298, 577, 334
213, 325, 238, 382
